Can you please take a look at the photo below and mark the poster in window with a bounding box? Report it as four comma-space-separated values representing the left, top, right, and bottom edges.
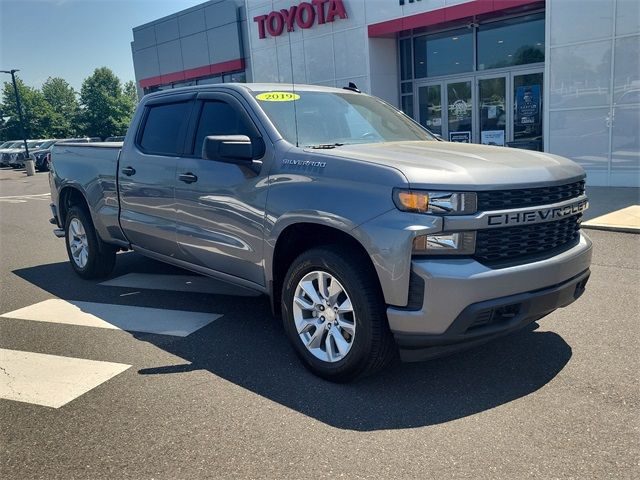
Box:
481, 130, 505, 146
449, 131, 471, 143
516, 85, 541, 126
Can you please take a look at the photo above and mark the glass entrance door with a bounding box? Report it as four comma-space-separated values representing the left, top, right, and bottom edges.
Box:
512, 72, 543, 151
478, 76, 507, 146
417, 84, 443, 136
446, 79, 473, 143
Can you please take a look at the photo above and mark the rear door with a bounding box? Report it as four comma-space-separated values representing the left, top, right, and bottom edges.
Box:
118, 93, 195, 257
173, 91, 269, 287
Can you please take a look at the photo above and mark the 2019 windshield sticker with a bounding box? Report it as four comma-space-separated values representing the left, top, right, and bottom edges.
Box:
282, 159, 326, 168
256, 92, 300, 102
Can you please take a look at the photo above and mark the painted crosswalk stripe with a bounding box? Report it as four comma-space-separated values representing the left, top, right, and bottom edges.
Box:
100, 273, 261, 297
0, 193, 50, 203
0, 299, 221, 337
0, 348, 130, 408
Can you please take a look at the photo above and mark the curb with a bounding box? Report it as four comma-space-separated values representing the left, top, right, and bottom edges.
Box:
582, 224, 640, 234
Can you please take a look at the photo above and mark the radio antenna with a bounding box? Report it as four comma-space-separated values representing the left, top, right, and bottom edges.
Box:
287, 29, 300, 147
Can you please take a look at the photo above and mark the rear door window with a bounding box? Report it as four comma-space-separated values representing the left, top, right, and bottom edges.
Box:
139, 101, 191, 155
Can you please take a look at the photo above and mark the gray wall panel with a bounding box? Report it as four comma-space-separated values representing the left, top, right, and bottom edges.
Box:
208, 23, 242, 63
179, 10, 206, 36
155, 18, 180, 44
132, 26, 156, 51
181, 33, 210, 69
205, 1, 238, 28
132, 46, 160, 79
157, 40, 184, 75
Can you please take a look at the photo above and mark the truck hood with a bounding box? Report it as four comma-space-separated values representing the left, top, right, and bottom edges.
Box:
311, 141, 585, 189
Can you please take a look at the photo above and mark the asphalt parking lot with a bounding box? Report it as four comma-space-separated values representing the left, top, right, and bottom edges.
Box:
1, 168, 638, 479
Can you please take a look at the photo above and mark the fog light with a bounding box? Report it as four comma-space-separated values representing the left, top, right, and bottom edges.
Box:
413, 232, 476, 255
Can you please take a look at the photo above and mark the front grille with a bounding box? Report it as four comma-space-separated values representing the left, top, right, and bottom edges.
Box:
475, 214, 582, 264
477, 180, 585, 210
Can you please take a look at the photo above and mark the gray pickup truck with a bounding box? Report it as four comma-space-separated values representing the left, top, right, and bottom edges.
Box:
49, 83, 592, 381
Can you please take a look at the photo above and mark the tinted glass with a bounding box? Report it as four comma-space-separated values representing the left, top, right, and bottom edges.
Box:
477, 15, 545, 70
139, 102, 191, 155
447, 81, 473, 142
418, 84, 442, 135
414, 29, 473, 78
255, 91, 434, 147
513, 72, 543, 151
401, 95, 414, 118
479, 77, 506, 146
193, 101, 252, 155
400, 38, 412, 80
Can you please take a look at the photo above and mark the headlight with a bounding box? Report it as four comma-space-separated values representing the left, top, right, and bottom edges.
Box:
412, 232, 476, 256
393, 189, 477, 215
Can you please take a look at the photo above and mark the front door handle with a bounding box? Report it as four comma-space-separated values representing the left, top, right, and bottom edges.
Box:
121, 166, 136, 176
178, 172, 198, 184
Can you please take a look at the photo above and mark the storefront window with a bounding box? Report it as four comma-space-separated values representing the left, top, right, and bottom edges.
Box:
413, 29, 473, 78
400, 38, 413, 81
401, 95, 414, 118
477, 14, 545, 70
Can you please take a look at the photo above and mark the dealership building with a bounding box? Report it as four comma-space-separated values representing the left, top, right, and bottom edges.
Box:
131, 0, 640, 187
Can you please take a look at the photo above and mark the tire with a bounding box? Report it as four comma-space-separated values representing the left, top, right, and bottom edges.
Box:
64, 205, 116, 279
281, 245, 396, 382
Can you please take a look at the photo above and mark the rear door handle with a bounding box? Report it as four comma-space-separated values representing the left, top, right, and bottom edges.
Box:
121, 166, 136, 176
178, 172, 198, 184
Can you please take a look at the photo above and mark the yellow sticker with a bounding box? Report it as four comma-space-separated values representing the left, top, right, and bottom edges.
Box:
256, 91, 300, 102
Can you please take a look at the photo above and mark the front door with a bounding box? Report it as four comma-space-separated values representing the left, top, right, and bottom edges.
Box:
512, 71, 543, 151
478, 75, 507, 147
173, 92, 269, 287
417, 83, 443, 137
446, 79, 474, 143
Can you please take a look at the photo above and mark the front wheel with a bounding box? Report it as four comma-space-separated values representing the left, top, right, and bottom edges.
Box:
64, 206, 116, 279
281, 246, 396, 382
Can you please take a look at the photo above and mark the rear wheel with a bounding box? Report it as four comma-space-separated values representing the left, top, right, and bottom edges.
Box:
281, 246, 396, 382
64, 206, 116, 279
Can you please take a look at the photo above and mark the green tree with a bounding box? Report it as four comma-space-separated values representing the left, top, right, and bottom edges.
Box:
1, 78, 56, 141
79, 67, 136, 139
41, 77, 80, 138
123, 80, 139, 105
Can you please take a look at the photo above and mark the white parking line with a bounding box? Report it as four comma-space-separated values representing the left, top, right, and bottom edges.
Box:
0, 193, 50, 203
1, 299, 222, 337
0, 348, 130, 408
101, 273, 261, 297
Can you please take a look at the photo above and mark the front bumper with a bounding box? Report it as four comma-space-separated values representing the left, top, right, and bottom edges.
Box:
388, 232, 592, 361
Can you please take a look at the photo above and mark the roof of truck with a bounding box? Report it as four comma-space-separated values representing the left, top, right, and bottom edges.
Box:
144, 82, 360, 101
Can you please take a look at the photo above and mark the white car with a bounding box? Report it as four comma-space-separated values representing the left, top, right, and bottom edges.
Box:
0, 141, 25, 167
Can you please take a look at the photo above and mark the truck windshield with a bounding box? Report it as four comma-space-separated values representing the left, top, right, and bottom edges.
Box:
253, 90, 435, 147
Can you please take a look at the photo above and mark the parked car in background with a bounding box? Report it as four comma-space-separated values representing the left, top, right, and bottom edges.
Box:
31, 139, 58, 171
0, 141, 24, 167
105, 136, 125, 142
10, 140, 49, 168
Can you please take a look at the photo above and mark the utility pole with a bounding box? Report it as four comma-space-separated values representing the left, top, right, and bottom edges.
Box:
0, 69, 29, 157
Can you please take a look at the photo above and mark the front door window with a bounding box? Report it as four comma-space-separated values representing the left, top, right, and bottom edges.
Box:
447, 81, 473, 142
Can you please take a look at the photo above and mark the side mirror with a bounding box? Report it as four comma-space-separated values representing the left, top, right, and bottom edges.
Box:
202, 135, 255, 163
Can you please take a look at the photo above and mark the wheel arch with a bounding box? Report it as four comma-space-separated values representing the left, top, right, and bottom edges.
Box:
58, 185, 91, 228
268, 220, 381, 315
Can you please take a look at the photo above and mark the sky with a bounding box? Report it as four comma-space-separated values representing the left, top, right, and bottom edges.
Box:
0, 0, 205, 91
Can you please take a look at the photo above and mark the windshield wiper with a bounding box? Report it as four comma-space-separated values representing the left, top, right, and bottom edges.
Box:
308, 143, 345, 149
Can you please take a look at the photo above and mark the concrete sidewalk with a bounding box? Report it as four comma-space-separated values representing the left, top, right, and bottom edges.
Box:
583, 186, 640, 233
